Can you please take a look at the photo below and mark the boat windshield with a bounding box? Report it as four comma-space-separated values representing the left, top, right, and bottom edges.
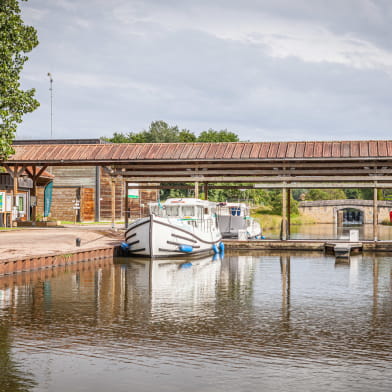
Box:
150, 202, 212, 219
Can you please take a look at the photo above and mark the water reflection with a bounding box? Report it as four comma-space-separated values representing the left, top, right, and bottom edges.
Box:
267, 223, 392, 241
0, 253, 391, 392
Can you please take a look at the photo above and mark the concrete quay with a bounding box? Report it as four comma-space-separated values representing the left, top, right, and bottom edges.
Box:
223, 239, 392, 252
0, 226, 123, 276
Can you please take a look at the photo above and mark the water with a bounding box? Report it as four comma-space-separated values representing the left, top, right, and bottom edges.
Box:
0, 253, 391, 392
268, 223, 392, 241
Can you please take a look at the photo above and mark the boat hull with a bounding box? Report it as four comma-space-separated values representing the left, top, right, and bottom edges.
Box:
217, 215, 262, 239
125, 215, 222, 258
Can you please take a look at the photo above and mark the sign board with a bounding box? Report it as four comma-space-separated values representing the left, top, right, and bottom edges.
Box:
5, 195, 12, 212
128, 183, 139, 199
0, 192, 4, 212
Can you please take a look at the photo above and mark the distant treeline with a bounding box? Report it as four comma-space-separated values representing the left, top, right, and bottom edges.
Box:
103, 120, 240, 143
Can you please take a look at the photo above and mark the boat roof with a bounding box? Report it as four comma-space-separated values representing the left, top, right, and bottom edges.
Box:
163, 198, 215, 207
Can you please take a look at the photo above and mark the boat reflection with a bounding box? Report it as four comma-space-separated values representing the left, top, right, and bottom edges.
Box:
121, 255, 223, 320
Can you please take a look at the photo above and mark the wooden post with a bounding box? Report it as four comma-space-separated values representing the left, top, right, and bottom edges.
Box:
281, 187, 288, 240
111, 177, 116, 229
203, 182, 209, 200
194, 181, 199, 199
373, 186, 378, 241
30, 166, 37, 221
124, 181, 128, 229
12, 166, 19, 226
280, 256, 290, 323
287, 188, 291, 240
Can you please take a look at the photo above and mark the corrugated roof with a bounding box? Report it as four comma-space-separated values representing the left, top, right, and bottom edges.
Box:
4, 141, 392, 164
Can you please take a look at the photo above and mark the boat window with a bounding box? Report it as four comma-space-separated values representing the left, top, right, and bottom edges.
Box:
230, 207, 241, 216
182, 206, 195, 216
165, 206, 179, 216
204, 207, 209, 215
195, 206, 203, 218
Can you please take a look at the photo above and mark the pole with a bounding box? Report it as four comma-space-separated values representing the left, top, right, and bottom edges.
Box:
124, 181, 128, 229
194, 181, 199, 199
47, 72, 53, 138
204, 182, 209, 200
281, 187, 288, 240
12, 166, 18, 226
373, 186, 378, 242
111, 177, 116, 229
287, 188, 291, 240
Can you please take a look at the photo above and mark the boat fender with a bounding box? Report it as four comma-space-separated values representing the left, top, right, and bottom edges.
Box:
180, 262, 193, 268
212, 244, 219, 254
219, 242, 225, 253
121, 242, 129, 250
179, 244, 193, 253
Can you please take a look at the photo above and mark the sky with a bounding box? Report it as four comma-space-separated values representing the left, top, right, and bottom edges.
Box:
17, 0, 392, 142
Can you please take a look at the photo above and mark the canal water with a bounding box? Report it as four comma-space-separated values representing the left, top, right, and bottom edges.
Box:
0, 252, 391, 392
268, 223, 392, 241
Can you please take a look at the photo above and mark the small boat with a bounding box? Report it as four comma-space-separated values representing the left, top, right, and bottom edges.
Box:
124, 198, 223, 258
216, 202, 262, 239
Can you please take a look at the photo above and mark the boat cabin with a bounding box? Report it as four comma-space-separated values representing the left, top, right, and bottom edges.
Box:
150, 198, 216, 220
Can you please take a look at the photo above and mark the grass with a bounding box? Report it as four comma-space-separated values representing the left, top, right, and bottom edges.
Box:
251, 206, 316, 230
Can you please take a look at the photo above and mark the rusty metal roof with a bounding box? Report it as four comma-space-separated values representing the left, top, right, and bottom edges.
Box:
4, 141, 392, 164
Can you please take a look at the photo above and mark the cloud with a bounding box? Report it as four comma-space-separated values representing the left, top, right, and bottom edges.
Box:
16, 0, 392, 141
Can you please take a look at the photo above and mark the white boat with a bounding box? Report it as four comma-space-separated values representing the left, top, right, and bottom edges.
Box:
124, 198, 223, 257
216, 202, 262, 239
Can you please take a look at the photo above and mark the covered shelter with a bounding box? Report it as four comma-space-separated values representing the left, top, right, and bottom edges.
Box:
2, 140, 392, 239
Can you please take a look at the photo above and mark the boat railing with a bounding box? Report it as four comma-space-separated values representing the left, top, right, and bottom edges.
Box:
178, 217, 216, 232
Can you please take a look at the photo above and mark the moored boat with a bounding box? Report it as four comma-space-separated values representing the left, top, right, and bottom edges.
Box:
124, 198, 223, 257
216, 202, 262, 239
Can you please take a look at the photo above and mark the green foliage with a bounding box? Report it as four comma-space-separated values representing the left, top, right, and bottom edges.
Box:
267, 190, 299, 216
0, 0, 39, 160
104, 121, 240, 144
197, 129, 239, 142
306, 189, 346, 200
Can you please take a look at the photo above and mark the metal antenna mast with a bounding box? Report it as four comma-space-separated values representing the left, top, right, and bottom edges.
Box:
47, 72, 53, 138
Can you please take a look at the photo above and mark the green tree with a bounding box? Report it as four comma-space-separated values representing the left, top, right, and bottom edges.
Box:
306, 189, 346, 201
0, 0, 39, 159
197, 129, 239, 142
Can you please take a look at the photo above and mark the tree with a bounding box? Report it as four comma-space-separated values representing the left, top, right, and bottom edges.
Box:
0, 0, 39, 159
306, 189, 346, 200
197, 129, 239, 142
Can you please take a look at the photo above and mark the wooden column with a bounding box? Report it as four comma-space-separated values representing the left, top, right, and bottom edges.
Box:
194, 181, 199, 199
203, 182, 209, 200
124, 181, 129, 229
373, 186, 378, 242
111, 177, 116, 229
287, 188, 291, 240
281, 187, 288, 240
12, 165, 19, 226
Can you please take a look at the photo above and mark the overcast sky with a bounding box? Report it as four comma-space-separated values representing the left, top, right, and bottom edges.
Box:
17, 0, 392, 141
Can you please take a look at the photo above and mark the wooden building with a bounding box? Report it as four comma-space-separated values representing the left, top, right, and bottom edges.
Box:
0, 169, 53, 227
13, 140, 158, 223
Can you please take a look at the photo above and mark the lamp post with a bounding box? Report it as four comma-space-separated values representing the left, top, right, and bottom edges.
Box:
47, 72, 53, 138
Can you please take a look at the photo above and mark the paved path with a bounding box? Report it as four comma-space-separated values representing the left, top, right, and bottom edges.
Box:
0, 226, 123, 260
